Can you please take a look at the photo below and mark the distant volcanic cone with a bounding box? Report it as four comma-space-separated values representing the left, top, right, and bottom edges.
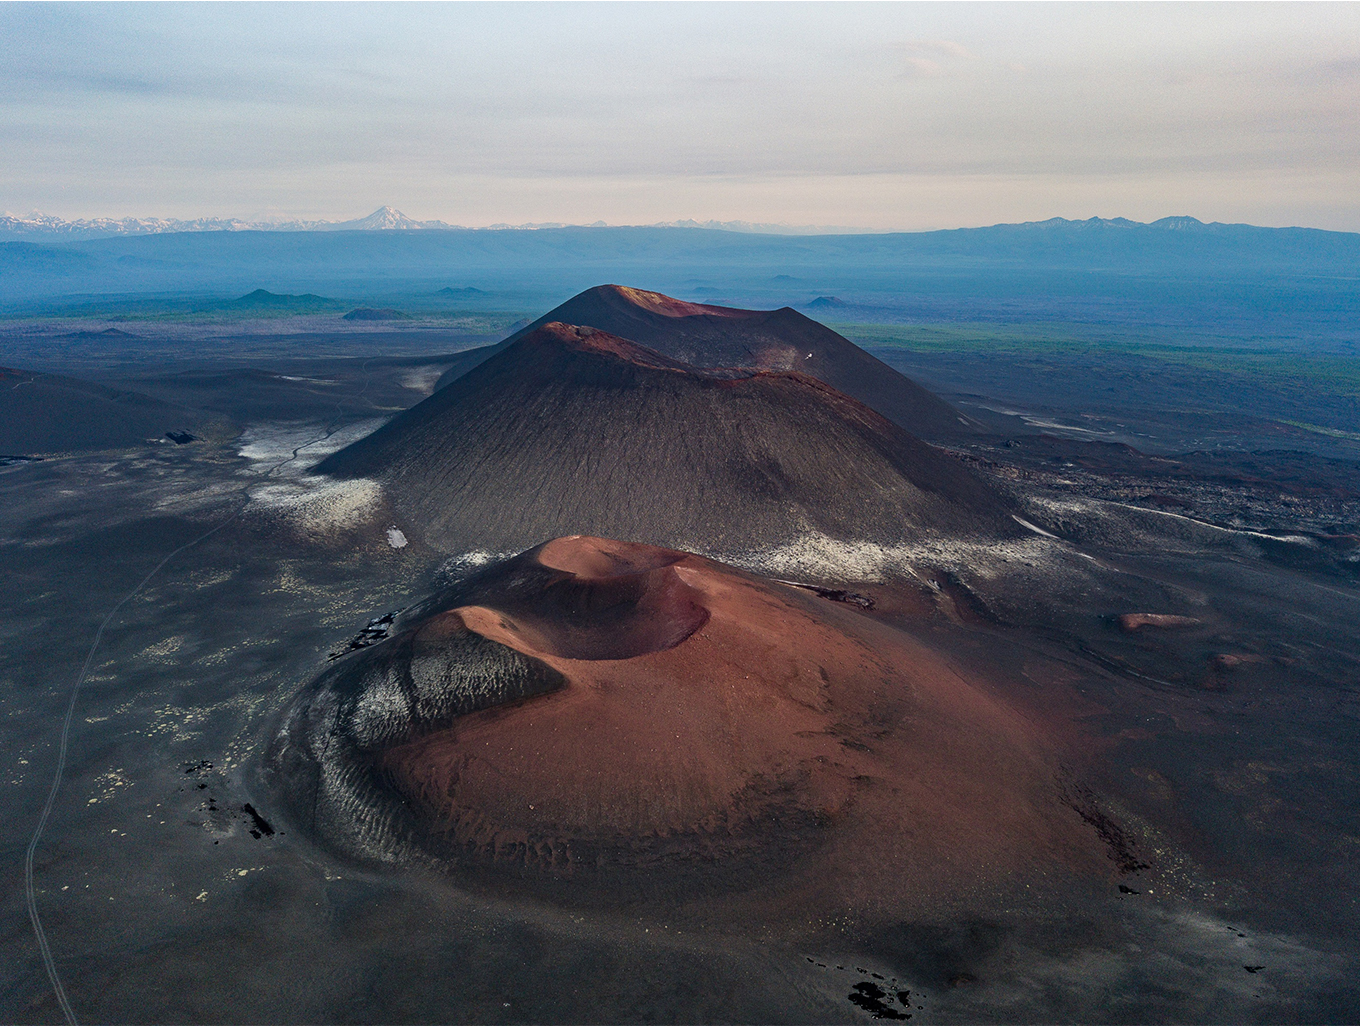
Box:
438, 284, 977, 438
268, 536, 1115, 912
314, 322, 1016, 557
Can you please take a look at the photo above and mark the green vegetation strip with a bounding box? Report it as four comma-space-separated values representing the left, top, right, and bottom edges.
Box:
1278, 420, 1360, 441
833, 322, 1360, 399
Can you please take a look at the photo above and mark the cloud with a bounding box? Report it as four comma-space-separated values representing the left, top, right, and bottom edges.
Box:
1315, 56, 1360, 79
900, 57, 944, 79
892, 39, 978, 79
2, 5, 1359, 229
898, 39, 978, 61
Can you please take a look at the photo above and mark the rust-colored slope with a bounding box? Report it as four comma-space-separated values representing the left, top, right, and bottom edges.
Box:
272, 537, 1116, 917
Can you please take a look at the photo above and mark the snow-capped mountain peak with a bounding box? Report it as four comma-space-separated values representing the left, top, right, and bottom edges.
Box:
0, 207, 462, 240
322, 206, 450, 231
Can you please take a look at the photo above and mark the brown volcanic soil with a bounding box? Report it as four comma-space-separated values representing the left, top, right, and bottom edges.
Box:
270, 537, 1122, 919
0, 365, 209, 453
315, 322, 1016, 555
437, 284, 976, 439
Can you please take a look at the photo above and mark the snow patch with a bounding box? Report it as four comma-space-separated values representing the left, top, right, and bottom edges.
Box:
1013, 515, 1060, 539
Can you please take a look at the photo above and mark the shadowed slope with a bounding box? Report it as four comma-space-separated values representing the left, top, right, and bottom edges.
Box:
268, 537, 1114, 913
470, 284, 977, 438
315, 322, 1016, 555
0, 366, 207, 453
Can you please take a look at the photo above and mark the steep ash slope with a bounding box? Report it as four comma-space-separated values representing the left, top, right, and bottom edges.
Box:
438, 284, 976, 438
315, 322, 1016, 555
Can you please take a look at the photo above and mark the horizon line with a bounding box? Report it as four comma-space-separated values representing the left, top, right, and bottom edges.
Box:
0, 207, 1350, 238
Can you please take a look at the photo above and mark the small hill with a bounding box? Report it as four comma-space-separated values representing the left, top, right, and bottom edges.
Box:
56, 327, 142, 340
315, 322, 1016, 555
477, 285, 977, 438
0, 366, 207, 453
437, 286, 487, 297
219, 289, 343, 313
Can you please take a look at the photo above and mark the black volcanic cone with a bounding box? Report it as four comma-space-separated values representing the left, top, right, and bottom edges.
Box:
0, 366, 208, 453
466, 284, 977, 439
315, 322, 1017, 555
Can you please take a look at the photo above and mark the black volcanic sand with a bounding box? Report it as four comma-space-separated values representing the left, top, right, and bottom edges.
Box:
268, 536, 1116, 919
115, 356, 458, 425
435, 284, 977, 439
4, 361, 1360, 1023
0, 365, 220, 453
0, 327, 502, 378
316, 322, 1017, 555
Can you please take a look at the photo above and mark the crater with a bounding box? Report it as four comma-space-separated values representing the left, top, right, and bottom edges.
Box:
267, 536, 1127, 911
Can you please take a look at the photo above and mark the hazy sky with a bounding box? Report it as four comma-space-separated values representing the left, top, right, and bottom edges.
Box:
2, 2, 1358, 230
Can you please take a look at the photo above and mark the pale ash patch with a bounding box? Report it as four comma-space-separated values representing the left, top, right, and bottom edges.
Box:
235, 419, 384, 469
236, 421, 388, 535
386, 527, 408, 549
142, 635, 186, 660
945, 905, 1346, 1022
434, 549, 507, 586
141, 420, 389, 526
724, 532, 1060, 584
247, 477, 382, 534
87, 768, 133, 805
398, 366, 449, 394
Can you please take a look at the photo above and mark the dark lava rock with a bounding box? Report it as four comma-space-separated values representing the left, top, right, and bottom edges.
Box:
848, 981, 910, 1019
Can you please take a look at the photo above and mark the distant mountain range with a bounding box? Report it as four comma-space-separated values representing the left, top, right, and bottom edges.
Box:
0, 205, 457, 239
3, 214, 1356, 338
6, 206, 1343, 242
0, 205, 881, 239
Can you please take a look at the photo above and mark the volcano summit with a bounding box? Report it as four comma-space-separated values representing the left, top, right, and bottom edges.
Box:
437, 285, 977, 439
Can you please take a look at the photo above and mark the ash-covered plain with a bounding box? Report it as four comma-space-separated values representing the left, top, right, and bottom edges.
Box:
4, 286, 1359, 1024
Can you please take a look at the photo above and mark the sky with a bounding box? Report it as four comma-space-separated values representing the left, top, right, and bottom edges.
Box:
2, 1, 1359, 232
